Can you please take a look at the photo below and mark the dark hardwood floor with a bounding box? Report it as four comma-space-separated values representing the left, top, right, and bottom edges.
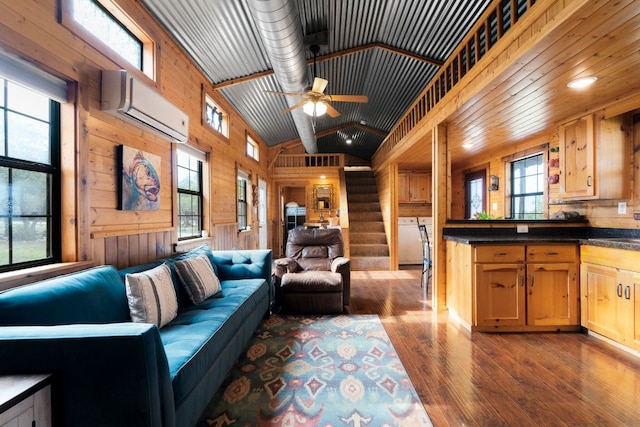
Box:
348, 269, 640, 426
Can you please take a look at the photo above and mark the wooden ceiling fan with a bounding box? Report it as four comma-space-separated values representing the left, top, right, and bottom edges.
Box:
266, 44, 368, 118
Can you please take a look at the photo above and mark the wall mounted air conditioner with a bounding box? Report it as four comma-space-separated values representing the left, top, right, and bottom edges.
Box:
101, 70, 189, 143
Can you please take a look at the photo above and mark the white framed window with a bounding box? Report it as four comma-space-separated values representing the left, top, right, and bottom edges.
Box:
246, 134, 259, 162
510, 153, 544, 219
204, 93, 229, 138
60, 0, 157, 80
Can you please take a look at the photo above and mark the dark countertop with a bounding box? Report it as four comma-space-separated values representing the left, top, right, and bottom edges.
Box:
443, 226, 640, 251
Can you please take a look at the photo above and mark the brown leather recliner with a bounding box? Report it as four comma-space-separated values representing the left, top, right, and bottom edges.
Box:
274, 228, 350, 314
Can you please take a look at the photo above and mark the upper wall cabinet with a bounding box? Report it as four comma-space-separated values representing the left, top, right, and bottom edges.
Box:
398, 171, 431, 203
559, 114, 630, 201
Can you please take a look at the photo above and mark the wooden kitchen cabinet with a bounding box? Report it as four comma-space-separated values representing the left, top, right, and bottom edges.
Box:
475, 260, 525, 327
398, 170, 431, 203
461, 243, 579, 331
581, 245, 640, 351
558, 113, 629, 201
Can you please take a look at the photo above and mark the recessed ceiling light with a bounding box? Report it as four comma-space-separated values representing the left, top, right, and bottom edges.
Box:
567, 76, 597, 89
462, 142, 474, 149
346, 138, 353, 144
320, 175, 326, 179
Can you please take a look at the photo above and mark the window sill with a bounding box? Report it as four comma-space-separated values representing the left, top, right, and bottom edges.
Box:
0, 261, 96, 291
175, 236, 213, 253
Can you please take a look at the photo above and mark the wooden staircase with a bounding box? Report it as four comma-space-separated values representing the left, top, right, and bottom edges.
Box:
345, 169, 390, 270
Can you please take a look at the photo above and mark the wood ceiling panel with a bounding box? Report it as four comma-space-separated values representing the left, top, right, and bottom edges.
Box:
446, 0, 640, 167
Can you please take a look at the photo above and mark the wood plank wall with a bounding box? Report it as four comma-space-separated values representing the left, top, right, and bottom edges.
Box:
0, 0, 271, 272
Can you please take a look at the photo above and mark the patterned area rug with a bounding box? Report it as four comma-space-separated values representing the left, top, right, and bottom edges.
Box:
197, 314, 432, 427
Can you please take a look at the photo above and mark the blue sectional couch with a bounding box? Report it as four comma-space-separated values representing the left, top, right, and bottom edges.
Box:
0, 246, 273, 427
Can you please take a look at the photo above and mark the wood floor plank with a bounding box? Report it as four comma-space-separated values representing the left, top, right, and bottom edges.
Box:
348, 269, 640, 426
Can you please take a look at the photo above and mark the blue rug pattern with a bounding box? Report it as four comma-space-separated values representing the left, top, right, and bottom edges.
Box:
198, 314, 432, 426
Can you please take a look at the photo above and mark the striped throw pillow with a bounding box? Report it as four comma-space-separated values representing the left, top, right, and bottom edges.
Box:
125, 263, 178, 328
174, 253, 222, 304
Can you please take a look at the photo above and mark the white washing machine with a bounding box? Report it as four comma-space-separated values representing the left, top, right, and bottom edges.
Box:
398, 217, 422, 264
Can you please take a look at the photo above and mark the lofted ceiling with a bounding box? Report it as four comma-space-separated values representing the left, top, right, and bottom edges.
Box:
140, 0, 493, 162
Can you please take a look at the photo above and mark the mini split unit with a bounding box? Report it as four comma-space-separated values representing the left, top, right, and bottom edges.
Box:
101, 70, 189, 143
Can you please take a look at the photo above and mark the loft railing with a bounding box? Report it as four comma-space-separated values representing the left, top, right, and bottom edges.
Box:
373, 0, 537, 163
273, 154, 343, 170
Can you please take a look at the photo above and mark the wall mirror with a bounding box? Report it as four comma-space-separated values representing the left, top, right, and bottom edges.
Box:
313, 184, 333, 211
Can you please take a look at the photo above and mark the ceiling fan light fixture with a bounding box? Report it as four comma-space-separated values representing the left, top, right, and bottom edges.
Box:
303, 100, 327, 117
567, 76, 597, 89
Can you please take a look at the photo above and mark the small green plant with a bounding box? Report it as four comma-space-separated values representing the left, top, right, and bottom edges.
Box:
473, 212, 503, 220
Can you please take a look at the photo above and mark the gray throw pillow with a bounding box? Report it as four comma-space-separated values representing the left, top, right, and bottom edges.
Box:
174, 253, 222, 304
125, 263, 178, 328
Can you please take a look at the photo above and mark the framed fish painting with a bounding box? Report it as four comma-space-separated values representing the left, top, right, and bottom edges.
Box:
118, 145, 161, 211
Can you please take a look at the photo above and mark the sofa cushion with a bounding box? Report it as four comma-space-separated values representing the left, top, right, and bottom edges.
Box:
174, 253, 222, 304
159, 277, 268, 406
0, 265, 130, 326
125, 263, 178, 328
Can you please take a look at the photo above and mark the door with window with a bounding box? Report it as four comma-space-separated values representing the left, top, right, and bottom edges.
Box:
465, 170, 486, 219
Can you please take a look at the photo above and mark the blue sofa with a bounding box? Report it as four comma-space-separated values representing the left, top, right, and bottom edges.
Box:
0, 246, 273, 427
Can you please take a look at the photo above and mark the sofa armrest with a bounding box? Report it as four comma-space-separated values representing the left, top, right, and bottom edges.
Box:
0, 323, 174, 427
331, 257, 351, 305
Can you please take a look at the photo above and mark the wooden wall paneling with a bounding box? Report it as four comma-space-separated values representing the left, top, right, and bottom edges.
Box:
375, 165, 394, 268
117, 235, 129, 269
93, 237, 106, 266
104, 236, 118, 266
433, 122, 449, 312
214, 224, 238, 250
128, 234, 140, 267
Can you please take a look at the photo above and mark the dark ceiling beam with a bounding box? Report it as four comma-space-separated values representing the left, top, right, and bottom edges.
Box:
212, 43, 443, 90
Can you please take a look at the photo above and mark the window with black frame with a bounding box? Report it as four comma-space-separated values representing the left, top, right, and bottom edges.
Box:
0, 78, 61, 272
511, 153, 544, 219
176, 149, 203, 240
237, 175, 248, 231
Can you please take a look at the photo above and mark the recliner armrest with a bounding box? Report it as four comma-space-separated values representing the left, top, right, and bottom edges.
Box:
331, 256, 350, 273
274, 257, 298, 276
331, 257, 351, 306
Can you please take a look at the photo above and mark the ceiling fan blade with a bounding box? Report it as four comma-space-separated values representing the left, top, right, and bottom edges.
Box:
325, 103, 341, 118
265, 90, 306, 98
312, 77, 328, 94
327, 94, 368, 103
281, 100, 307, 114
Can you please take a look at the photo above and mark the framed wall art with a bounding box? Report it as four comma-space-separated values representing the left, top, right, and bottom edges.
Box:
118, 145, 161, 211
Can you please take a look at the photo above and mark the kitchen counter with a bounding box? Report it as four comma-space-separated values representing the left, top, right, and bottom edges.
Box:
444, 225, 640, 250
443, 226, 588, 245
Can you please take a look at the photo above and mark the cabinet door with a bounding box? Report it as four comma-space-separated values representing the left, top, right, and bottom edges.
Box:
409, 172, 431, 202
475, 263, 525, 326
527, 263, 578, 326
560, 115, 595, 199
397, 172, 410, 202
581, 263, 621, 340
618, 270, 640, 350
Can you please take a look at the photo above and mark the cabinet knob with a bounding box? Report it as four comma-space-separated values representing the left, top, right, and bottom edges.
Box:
617, 283, 623, 298
625, 285, 631, 300
587, 175, 592, 187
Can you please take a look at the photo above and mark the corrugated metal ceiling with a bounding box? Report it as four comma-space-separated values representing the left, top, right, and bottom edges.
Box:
141, 0, 493, 161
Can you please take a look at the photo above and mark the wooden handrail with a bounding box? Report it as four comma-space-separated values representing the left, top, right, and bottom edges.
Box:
373, 0, 537, 165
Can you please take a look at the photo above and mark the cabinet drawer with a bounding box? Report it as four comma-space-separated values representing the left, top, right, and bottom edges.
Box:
526, 244, 577, 262
474, 245, 524, 263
